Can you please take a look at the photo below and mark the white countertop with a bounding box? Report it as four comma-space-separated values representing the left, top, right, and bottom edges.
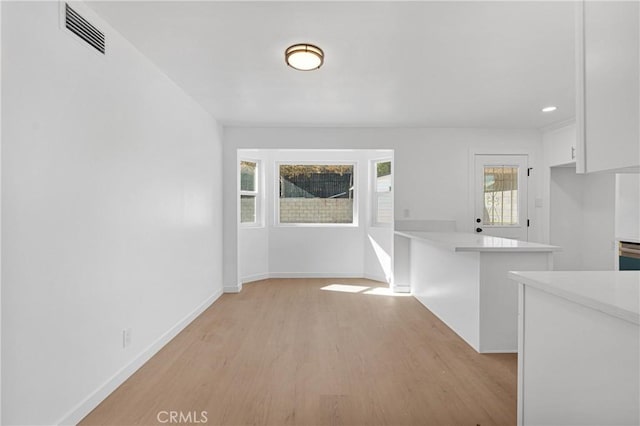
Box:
509, 271, 640, 325
395, 231, 561, 253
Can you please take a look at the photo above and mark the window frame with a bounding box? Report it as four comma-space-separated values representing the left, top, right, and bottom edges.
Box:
371, 159, 393, 227
239, 159, 263, 228
274, 160, 359, 227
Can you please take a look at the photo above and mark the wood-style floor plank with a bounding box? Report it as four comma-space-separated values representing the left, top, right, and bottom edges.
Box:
81, 278, 517, 426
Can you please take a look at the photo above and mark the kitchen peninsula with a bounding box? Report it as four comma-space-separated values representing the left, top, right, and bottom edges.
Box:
510, 271, 639, 426
395, 231, 560, 353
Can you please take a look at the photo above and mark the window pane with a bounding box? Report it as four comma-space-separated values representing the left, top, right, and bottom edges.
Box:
376, 192, 392, 224
376, 171, 392, 193
240, 195, 256, 223
240, 161, 256, 192
279, 164, 354, 224
374, 160, 392, 225
483, 166, 519, 226
376, 161, 391, 179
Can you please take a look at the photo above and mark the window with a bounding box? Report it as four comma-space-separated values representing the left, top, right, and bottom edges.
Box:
240, 160, 259, 224
278, 164, 355, 224
372, 160, 392, 225
483, 166, 519, 226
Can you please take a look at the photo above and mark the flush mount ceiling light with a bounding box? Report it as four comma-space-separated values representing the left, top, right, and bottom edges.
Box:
542, 106, 558, 112
285, 43, 324, 71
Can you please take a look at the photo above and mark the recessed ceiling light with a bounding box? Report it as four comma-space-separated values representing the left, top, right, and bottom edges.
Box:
285, 43, 324, 71
542, 106, 558, 112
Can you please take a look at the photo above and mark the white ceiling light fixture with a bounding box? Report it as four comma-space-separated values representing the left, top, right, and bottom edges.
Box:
285, 43, 324, 71
542, 106, 558, 112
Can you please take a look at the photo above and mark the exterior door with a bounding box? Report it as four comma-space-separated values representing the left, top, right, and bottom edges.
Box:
474, 155, 528, 241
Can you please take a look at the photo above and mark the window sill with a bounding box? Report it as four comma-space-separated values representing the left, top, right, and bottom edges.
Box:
275, 223, 359, 228
240, 223, 265, 229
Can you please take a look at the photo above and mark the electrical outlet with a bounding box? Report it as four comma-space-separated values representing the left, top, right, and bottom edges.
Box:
123, 328, 132, 349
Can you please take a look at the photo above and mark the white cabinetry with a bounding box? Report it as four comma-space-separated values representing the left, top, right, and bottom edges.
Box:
511, 271, 639, 426
576, 1, 640, 173
397, 231, 558, 353
543, 123, 576, 167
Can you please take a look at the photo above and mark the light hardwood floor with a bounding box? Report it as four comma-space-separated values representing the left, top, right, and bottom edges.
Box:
81, 278, 517, 426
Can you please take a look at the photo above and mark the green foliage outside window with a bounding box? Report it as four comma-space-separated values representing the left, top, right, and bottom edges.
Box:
376, 161, 391, 177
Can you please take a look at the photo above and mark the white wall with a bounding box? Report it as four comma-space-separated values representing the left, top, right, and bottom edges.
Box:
542, 123, 616, 270
582, 173, 616, 268
549, 168, 615, 270
224, 127, 543, 288
238, 149, 393, 283
267, 150, 366, 278
365, 225, 393, 282
549, 168, 584, 269
2, 2, 223, 425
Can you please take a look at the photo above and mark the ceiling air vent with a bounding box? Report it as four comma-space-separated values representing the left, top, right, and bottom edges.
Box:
65, 3, 105, 54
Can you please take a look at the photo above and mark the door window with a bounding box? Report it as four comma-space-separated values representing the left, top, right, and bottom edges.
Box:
483, 166, 519, 226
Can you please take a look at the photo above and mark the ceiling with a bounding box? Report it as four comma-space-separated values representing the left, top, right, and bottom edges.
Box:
89, 1, 576, 128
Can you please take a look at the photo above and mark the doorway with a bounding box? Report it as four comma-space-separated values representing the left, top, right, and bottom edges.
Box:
474, 154, 529, 241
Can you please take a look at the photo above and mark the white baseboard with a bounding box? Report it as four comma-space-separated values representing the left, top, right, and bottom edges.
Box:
242, 272, 392, 283
56, 289, 223, 426
223, 282, 243, 293
363, 273, 389, 284
268, 272, 363, 279
241, 273, 270, 284
479, 349, 518, 354
390, 284, 411, 293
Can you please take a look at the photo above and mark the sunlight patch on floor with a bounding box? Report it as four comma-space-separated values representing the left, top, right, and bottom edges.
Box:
363, 287, 411, 297
321, 284, 370, 293
321, 284, 412, 297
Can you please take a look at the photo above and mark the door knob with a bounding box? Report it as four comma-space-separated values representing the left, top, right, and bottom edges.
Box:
476, 218, 482, 223
476, 227, 483, 233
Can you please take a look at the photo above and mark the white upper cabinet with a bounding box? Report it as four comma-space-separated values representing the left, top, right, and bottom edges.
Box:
576, 1, 640, 173
544, 123, 577, 167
